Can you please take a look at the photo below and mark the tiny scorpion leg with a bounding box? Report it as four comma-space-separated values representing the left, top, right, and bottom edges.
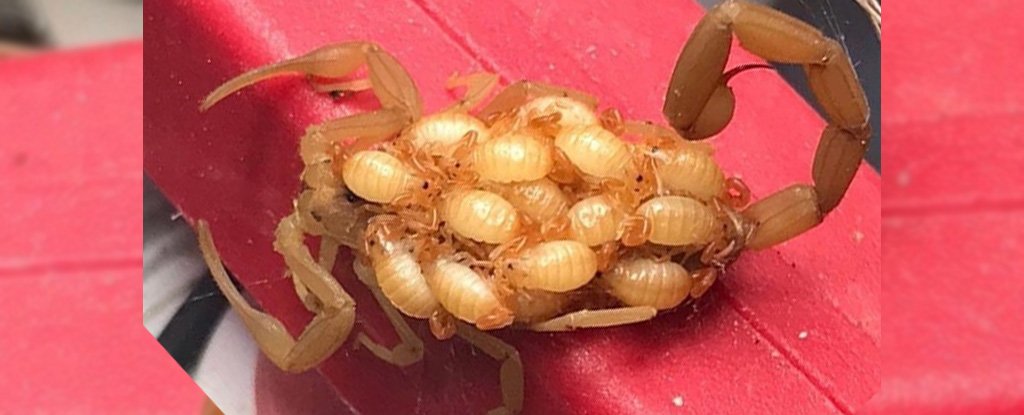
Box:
350, 259, 426, 367
443, 71, 500, 113
197, 217, 356, 372
290, 236, 342, 313
529, 306, 658, 332
456, 323, 525, 415
478, 80, 598, 120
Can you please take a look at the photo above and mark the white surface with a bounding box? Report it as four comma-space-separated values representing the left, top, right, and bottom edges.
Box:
49, 3, 259, 413
144, 179, 258, 415
195, 312, 259, 415
31, 0, 141, 47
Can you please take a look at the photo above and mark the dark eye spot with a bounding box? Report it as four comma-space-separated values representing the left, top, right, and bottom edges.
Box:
343, 188, 364, 203
422, 181, 430, 190
635, 175, 643, 182
454, 162, 461, 168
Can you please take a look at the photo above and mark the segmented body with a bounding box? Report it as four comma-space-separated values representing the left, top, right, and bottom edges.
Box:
442, 189, 522, 244
508, 240, 598, 292
335, 98, 740, 328
426, 258, 512, 329
566, 195, 625, 246
638, 196, 722, 246
342, 150, 420, 203
603, 258, 693, 310
651, 143, 726, 201
408, 112, 491, 155
518, 96, 599, 129
494, 178, 571, 224
372, 239, 439, 319
473, 132, 553, 183
555, 125, 636, 181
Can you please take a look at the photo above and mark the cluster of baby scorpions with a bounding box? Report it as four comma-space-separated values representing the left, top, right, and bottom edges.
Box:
194, 2, 870, 413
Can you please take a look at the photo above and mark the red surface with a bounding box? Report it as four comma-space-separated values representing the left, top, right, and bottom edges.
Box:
0, 43, 203, 413
144, 1, 880, 414
861, 1, 1024, 413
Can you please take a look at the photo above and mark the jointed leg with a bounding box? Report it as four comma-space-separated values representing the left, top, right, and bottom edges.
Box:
478, 80, 598, 120
291, 236, 342, 313
299, 109, 410, 164
530, 306, 658, 332
349, 259, 426, 367
443, 72, 500, 113
197, 219, 355, 372
456, 323, 524, 415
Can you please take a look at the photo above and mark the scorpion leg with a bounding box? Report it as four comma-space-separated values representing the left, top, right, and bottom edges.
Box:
456, 323, 524, 415
299, 110, 410, 165
349, 258, 426, 367
478, 80, 598, 120
529, 306, 658, 332
290, 236, 341, 313
443, 71, 500, 113
664, 0, 870, 248
197, 218, 355, 373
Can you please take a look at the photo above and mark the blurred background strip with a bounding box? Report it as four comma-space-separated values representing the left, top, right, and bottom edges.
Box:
0, 0, 208, 413
0, 41, 206, 414
864, 0, 1024, 413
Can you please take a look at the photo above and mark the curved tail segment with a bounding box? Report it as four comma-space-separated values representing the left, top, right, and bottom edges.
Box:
662, 0, 871, 249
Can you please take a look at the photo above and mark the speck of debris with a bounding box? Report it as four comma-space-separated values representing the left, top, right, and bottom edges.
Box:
852, 230, 864, 243
170, 211, 183, 221
672, 396, 684, 407
798, 331, 809, 340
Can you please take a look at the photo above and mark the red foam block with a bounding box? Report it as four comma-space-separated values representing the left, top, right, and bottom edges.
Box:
0, 43, 203, 414
144, 1, 880, 414
862, 0, 1024, 413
